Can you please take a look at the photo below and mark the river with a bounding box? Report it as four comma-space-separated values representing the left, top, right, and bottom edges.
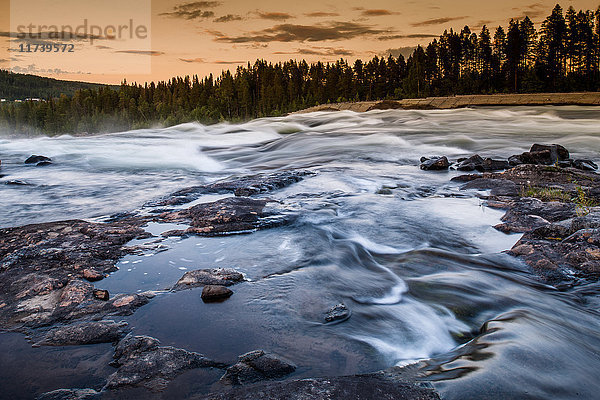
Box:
1, 106, 600, 399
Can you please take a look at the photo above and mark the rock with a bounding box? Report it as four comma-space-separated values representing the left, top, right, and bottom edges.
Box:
93, 289, 109, 301
106, 334, 225, 391
155, 170, 314, 206
25, 155, 52, 164
162, 197, 291, 236
37, 388, 100, 400
4, 180, 29, 186
493, 198, 576, 233
172, 268, 244, 291
220, 350, 296, 386
420, 156, 449, 171
325, 303, 351, 323
199, 375, 440, 400
530, 144, 570, 162
34, 320, 129, 346
201, 285, 233, 302
456, 155, 484, 171
82, 269, 104, 282
573, 159, 598, 171
476, 158, 510, 172
460, 178, 520, 197
37, 161, 53, 167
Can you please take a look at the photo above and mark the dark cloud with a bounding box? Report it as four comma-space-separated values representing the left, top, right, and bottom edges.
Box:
180, 57, 205, 63
410, 17, 466, 27
160, 1, 220, 20
1, 31, 104, 42
382, 46, 417, 59
361, 9, 398, 17
96, 45, 113, 50
513, 3, 547, 20
304, 12, 340, 17
257, 12, 294, 21
116, 50, 165, 56
214, 14, 243, 23
274, 47, 354, 56
213, 21, 388, 43
378, 33, 438, 40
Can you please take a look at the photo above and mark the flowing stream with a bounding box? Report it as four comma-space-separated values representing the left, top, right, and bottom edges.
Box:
1, 106, 600, 399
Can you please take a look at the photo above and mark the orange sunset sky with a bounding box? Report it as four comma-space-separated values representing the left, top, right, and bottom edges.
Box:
1, 0, 599, 84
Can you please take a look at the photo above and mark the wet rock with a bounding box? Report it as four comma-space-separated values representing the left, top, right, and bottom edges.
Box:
156, 170, 314, 206
530, 144, 570, 162
220, 350, 296, 386
0, 219, 149, 330
476, 158, 510, 172
4, 180, 29, 186
37, 161, 53, 167
508, 144, 569, 167
83, 269, 104, 282
493, 198, 577, 233
162, 197, 291, 236
420, 156, 449, 171
106, 334, 225, 391
37, 388, 100, 400
25, 155, 52, 165
573, 159, 598, 171
459, 178, 519, 197
199, 375, 440, 400
325, 303, 350, 323
172, 268, 244, 291
201, 285, 233, 302
456, 155, 484, 171
34, 320, 129, 346
93, 289, 109, 301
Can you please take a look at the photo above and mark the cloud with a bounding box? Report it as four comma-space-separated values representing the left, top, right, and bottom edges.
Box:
378, 33, 438, 40
382, 46, 417, 59
361, 9, 398, 17
212, 60, 246, 64
304, 12, 340, 17
214, 14, 243, 23
116, 50, 165, 56
160, 1, 220, 20
513, 3, 547, 20
274, 46, 354, 56
10, 64, 88, 75
1, 31, 105, 42
180, 57, 205, 63
96, 45, 113, 50
213, 21, 388, 43
257, 12, 294, 21
410, 17, 466, 27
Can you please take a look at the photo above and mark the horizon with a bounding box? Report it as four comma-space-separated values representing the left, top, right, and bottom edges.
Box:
2, 0, 599, 85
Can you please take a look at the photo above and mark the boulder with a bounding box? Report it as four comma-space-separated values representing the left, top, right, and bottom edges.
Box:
37, 388, 100, 400
456, 155, 484, 171
93, 289, 109, 301
420, 156, 449, 171
172, 268, 244, 291
509, 144, 570, 166
201, 285, 233, 302
530, 144, 570, 162
220, 350, 296, 386
325, 303, 351, 323
25, 155, 52, 165
573, 159, 598, 171
476, 158, 510, 172
34, 320, 129, 346
106, 334, 225, 391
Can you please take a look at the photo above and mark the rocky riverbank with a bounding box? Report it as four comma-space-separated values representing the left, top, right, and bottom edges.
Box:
1, 142, 599, 399
294, 92, 600, 113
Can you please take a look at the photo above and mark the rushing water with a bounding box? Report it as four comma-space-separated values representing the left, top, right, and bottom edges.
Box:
1, 106, 600, 399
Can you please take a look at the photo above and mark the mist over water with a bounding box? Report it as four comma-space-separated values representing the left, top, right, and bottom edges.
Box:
1, 106, 600, 399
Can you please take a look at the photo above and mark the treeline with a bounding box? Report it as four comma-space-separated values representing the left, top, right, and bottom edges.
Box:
1, 4, 599, 135
0, 70, 111, 101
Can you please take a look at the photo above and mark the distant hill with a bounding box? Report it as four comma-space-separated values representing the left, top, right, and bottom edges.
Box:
0, 70, 116, 101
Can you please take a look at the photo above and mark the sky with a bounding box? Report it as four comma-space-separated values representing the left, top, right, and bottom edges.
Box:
0, 0, 598, 84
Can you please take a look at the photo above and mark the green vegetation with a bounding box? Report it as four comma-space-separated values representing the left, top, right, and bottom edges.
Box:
521, 186, 572, 202
0, 70, 113, 101
574, 186, 597, 216
1, 3, 600, 135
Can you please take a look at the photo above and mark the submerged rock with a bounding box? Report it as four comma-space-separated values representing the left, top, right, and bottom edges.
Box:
172, 268, 244, 291
201, 375, 440, 400
220, 350, 296, 386
420, 156, 449, 171
325, 303, 351, 323
106, 334, 226, 391
25, 155, 52, 165
37, 388, 100, 400
201, 285, 233, 302
34, 320, 129, 346
573, 159, 599, 171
